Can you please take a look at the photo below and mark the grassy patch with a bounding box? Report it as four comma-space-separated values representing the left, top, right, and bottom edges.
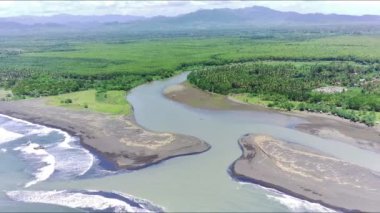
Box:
230, 93, 272, 106
0, 88, 13, 101
376, 112, 380, 124
48, 90, 131, 115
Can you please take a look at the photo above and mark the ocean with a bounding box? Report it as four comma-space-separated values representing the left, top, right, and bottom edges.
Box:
0, 114, 163, 212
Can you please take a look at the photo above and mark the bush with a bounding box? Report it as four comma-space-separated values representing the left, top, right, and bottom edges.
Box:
63, 98, 72, 104
360, 112, 376, 126
297, 103, 306, 111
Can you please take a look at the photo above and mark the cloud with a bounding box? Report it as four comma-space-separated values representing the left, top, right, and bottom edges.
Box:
0, 1, 379, 17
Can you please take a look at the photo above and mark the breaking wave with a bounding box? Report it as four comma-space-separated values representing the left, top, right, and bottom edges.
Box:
6, 190, 164, 212
238, 182, 335, 212
267, 193, 335, 212
0, 114, 96, 186
14, 143, 55, 188
0, 127, 23, 144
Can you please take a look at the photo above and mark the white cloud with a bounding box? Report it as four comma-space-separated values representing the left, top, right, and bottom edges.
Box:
0, 1, 379, 17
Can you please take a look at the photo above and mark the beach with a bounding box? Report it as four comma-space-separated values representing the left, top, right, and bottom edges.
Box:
3, 72, 380, 212
230, 134, 380, 212
0, 98, 210, 170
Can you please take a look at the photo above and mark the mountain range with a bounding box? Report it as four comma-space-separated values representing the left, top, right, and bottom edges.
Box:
1, 6, 379, 30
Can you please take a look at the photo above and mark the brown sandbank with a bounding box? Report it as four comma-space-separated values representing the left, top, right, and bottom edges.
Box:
0, 98, 210, 170
164, 82, 269, 112
164, 82, 380, 152
294, 112, 380, 153
230, 134, 380, 212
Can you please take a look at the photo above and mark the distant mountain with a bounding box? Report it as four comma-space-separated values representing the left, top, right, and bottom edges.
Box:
182, 6, 380, 24
1, 6, 380, 31
128, 6, 380, 30
0, 14, 145, 25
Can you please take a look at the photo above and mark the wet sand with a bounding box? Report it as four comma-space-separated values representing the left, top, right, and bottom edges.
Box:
230, 134, 380, 212
164, 82, 269, 112
0, 98, 210, 170
164, 82, 380, 152
294, 112, 380, 153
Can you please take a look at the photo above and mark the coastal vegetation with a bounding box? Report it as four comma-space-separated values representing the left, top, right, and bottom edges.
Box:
1, 32, 380, 99
188, 62, 380, 126
1, 7, 380, 213
0, 22, 379, 125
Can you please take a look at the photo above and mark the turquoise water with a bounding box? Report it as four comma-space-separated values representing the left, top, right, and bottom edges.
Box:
1, 72, 379, 212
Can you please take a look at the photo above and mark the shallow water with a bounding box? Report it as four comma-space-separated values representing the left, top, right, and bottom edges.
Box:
1, 72, 380, 212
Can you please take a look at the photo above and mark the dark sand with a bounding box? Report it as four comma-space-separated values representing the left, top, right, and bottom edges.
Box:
164, 82, 380, 152
295, 112, 380, 153
230, 134, 380, 212
0, 98, 210, 170
164, 82, 269, 112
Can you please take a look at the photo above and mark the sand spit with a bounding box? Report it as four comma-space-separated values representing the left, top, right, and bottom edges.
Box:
230, 134, 380, 212
0, 98, 210, 170
165, 82, 380, 152
164, 82, 269, 111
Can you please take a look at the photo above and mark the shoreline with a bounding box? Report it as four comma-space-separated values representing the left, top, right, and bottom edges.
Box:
0, 98, 211, 171
164, 82, 380, 153
229, 134, 380, 212
0, 112, 120, 171
228, 167, 348, 212
227, 137, 344, 212
228, 166, 347, 212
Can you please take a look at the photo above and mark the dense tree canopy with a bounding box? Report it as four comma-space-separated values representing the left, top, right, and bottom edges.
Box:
188, 62, 380, 125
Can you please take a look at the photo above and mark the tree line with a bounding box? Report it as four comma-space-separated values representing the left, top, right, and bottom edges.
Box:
188, 62, 380, 126
0, 68, 174, 98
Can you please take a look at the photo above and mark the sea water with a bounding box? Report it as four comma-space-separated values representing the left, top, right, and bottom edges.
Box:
1, 73, 380, 212
0, 114, 162, 212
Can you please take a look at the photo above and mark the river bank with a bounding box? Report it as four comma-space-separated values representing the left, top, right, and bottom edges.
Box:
17, 72, 380, 212
164, 82, 380, 153
229, 134, 380, 212
0, 98, 210, 170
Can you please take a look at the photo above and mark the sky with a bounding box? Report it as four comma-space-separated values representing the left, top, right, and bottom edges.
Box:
1, 1, 380, 17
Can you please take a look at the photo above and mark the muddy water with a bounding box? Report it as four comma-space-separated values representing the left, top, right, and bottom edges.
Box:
40, 72, 380, 212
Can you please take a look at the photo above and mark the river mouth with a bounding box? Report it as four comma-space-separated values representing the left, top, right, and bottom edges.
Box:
2, 72, 380, 212
36, 72, 379, 212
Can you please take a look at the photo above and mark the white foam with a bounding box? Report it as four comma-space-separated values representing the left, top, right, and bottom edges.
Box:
0, 114, 55, 138
22, 122, 94, 177
53, 129, 94, 176
52, 145, 95, 178
0, 127, 23, 144
56, 129, 75, 149
238, 181, 335, 212
1, 148, 7, 153
0, 114, 53, 137
6, 190, 162, 212
14, 143, 56, 188
0, 114, 95, 177
27, 126, 54, 137
0, 114, 37, 127
267, 193, 335, 212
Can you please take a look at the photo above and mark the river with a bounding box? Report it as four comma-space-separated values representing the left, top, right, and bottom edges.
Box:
1, 72, 380, 212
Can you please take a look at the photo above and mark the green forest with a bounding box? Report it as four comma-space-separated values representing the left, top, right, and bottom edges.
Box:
0, 25, 380, 124
188, 62, 380, 125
